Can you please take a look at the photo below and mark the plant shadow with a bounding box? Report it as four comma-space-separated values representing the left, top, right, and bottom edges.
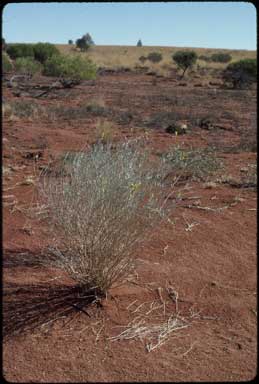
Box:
3, 250, 103, 339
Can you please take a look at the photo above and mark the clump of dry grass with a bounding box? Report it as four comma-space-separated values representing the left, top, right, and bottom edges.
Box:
162, 145, 223, 182
40, 140, 171, 294
93, 119, 119, 144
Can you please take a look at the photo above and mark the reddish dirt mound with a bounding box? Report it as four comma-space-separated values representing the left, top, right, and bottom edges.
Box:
3, 72, 257, 382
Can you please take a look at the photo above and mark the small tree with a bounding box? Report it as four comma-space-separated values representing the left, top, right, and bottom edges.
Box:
82, 33, 95, 45
76, 38, 90, 52
222, 59, 257, 89
68, 39, 73, 45
33, 42, 60, 64
137, 39, 142, 47
172, 50, 197, 79
147, 52, 162, 64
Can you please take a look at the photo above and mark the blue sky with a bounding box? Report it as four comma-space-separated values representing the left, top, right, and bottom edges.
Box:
2, 2, 257, 50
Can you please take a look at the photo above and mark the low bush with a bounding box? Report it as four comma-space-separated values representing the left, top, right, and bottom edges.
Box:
162, 146, 222, 181
93, 120, 118, 144
147, 52, 163, 63
43, 54, 96, 82
222, 59, 257, 89
40, 140, 170, 293
198, 55, 211, 62
2, 52, 13, 72
210, 52, 232, 63
33, 42, 60, 64
15, 57, 42, 76
6, 43, 34, 59
139, 55, 147, 64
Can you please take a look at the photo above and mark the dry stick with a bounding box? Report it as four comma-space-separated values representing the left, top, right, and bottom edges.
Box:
95, 322, 105, 343
181, 341, 197, 357
157, 287, 166, 315
183, 204, 230, 212
126, 299, 138, 311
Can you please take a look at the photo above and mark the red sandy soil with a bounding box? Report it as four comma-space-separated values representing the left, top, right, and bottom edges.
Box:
2, 71, 257, 382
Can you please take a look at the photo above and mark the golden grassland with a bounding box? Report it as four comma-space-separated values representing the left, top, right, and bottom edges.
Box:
57, 44, 256, 72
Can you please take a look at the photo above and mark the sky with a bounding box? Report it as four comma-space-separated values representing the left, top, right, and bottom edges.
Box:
1, 2, 257, 50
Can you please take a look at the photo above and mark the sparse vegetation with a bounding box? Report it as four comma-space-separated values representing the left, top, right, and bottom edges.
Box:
40, 140, 170, 293
172, 50, 198, 79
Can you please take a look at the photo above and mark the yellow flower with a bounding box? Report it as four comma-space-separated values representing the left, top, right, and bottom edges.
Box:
130, 182, 141, 193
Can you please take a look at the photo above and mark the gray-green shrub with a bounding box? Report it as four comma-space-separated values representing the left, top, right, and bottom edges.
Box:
40, 140, 170, 293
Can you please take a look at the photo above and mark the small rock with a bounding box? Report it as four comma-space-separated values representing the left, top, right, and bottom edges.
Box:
204, 182, 217, 189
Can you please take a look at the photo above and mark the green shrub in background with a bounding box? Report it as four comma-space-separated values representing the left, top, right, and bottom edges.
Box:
210, 52, 232, 63
2, 52, 13, 72
198, 54, 211, 62
139, 55, 147, 64
15, 57, 42, 76
222, 59, 257, 89
6, 43, 34, 59
172, 50, 198, 79
147, 52, 163, 63
43, 54, 96, 82
33, 42, 60, 64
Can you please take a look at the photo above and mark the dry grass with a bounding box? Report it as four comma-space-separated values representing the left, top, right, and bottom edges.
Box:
93, 119, 119, 144
57, 44, 256, 71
